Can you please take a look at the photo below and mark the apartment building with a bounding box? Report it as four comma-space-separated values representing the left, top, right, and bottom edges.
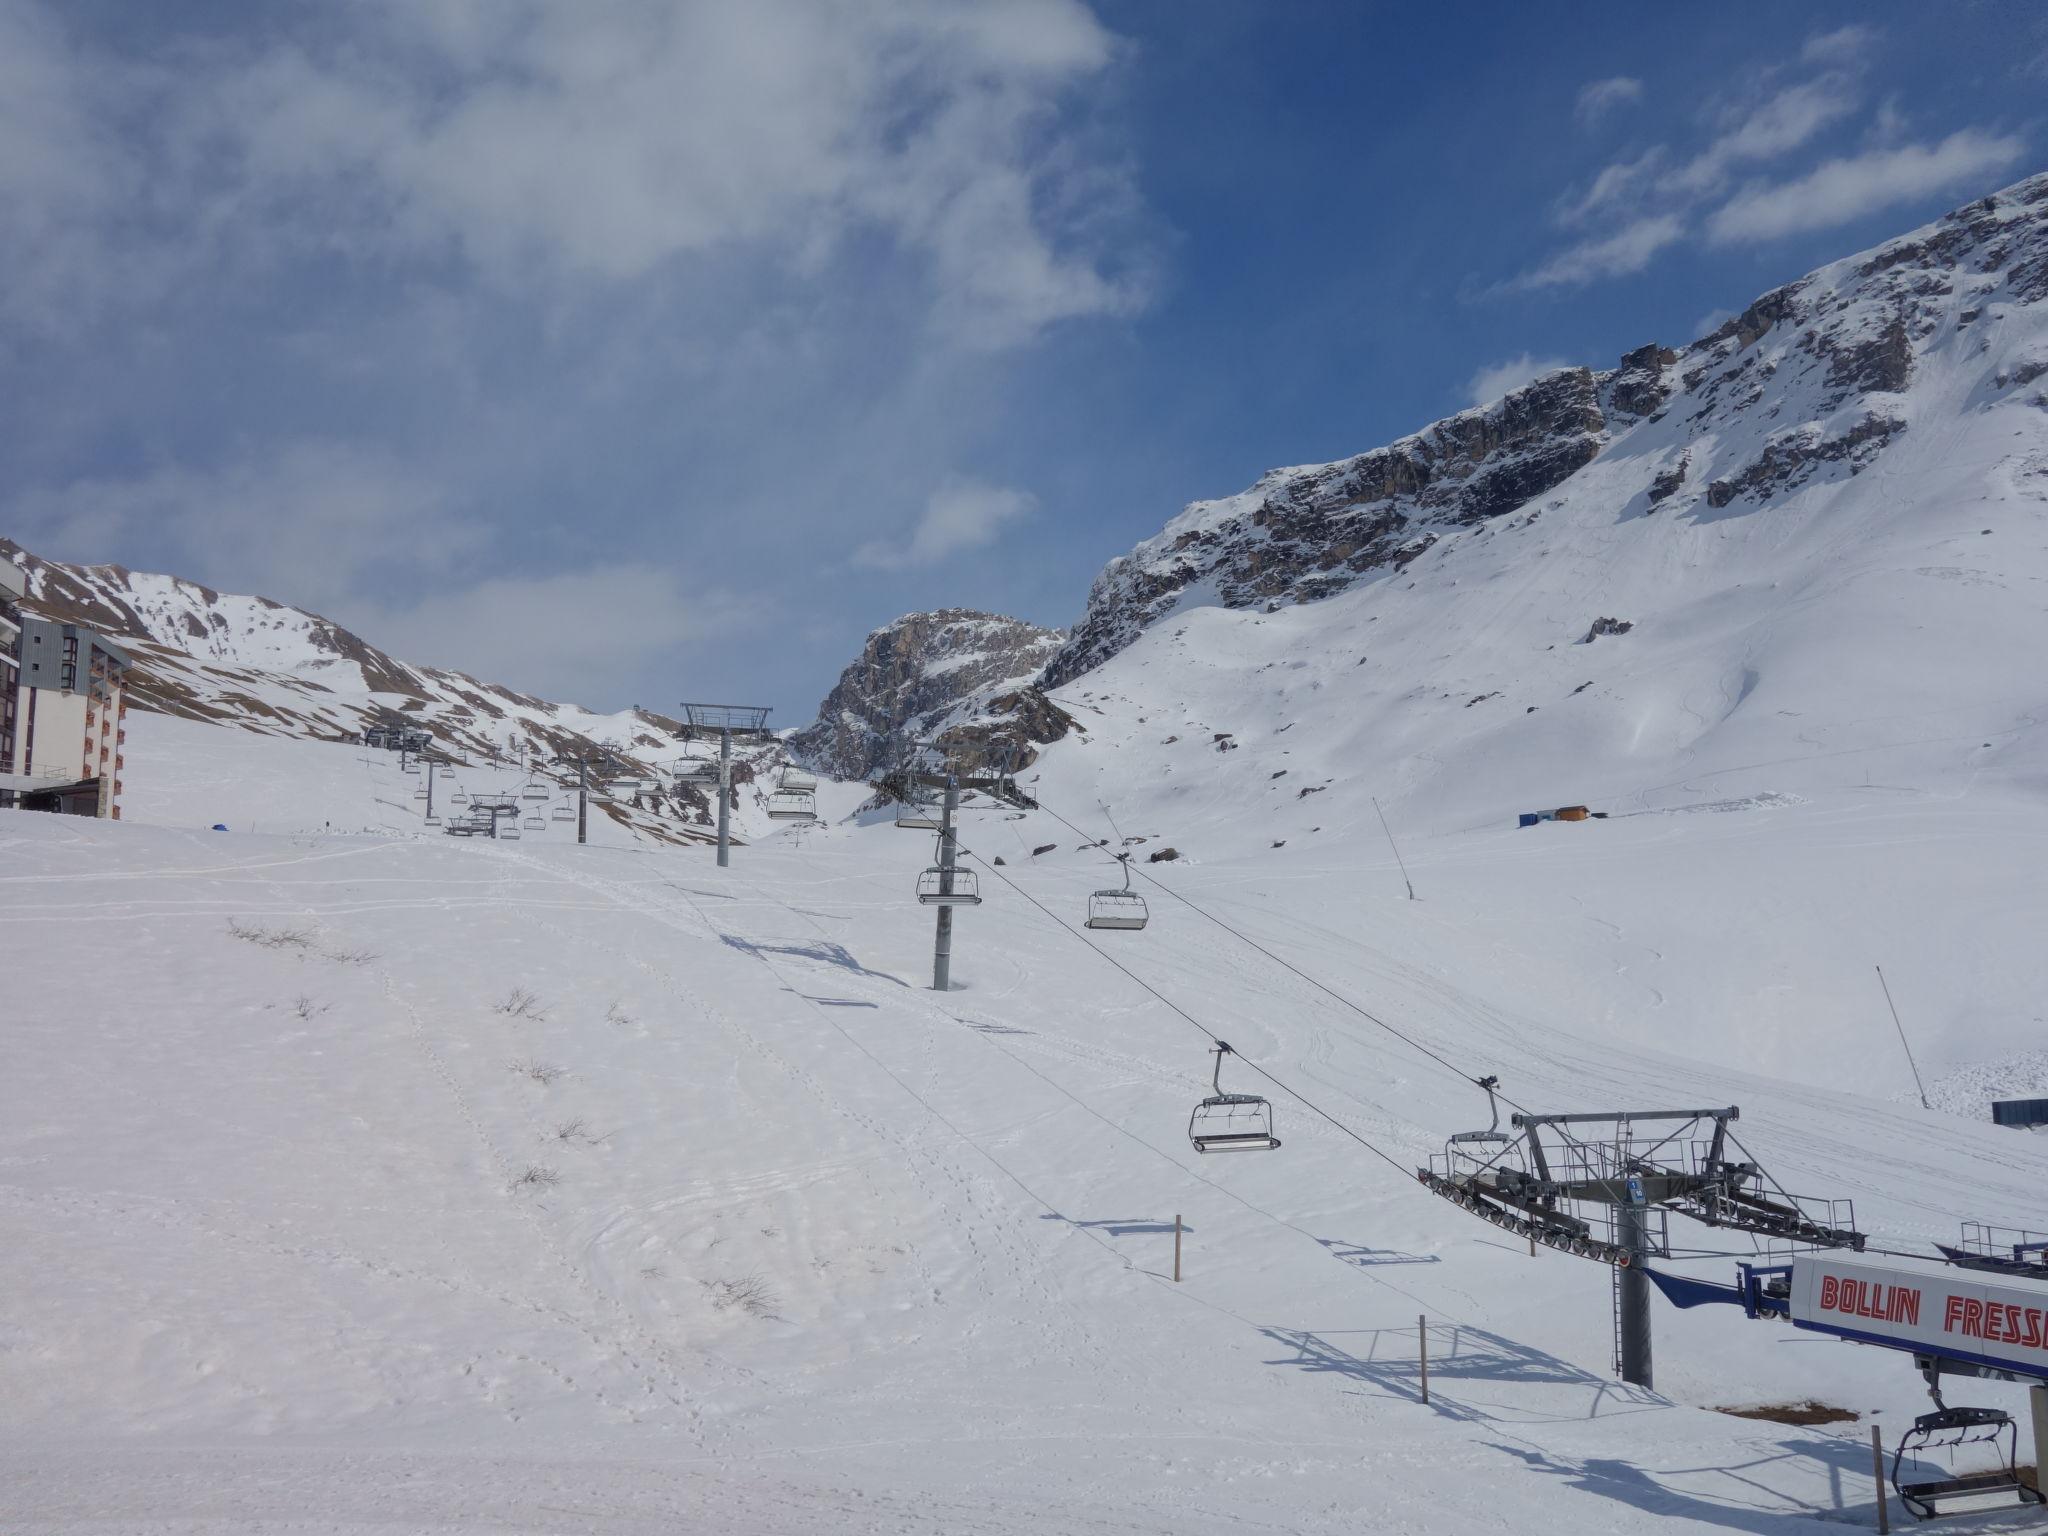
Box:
3, 615, 133, 818
0, 562, 22, 805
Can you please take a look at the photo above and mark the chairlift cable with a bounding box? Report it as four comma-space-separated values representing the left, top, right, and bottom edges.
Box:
959, 848, 1416, 1181
1029, 796, 1522, 1110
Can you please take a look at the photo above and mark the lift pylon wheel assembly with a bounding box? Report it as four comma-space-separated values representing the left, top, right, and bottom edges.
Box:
1189, 1043, 1280, 1153
1085, 852, 1149, 931
1419, 1102, 1863, 1268
916, 866, 980, 906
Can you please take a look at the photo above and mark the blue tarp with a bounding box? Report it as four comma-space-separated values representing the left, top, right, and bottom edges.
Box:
1642, 1267, 1745, 1310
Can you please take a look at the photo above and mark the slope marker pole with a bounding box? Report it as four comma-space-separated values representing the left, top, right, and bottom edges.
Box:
1418, 1314, 1429, 1405
1871, 1423, 1889, 1534
1876, 966, 1931, 1110
1173, 1214, 1182, 1282
1373, 796, 1416, 901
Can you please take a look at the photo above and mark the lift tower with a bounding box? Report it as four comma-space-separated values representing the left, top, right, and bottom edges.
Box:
882, 744, 1037, 991
678, 703, 774, 867
552, 747, 634, 846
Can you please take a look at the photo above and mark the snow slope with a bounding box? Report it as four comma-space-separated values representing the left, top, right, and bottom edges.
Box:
6, 743, 2048, 1530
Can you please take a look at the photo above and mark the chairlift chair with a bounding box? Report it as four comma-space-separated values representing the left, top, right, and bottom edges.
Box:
676, 759, 720, 787
1891, 1405, 2044, 1521
916, 866, 981, 906
413, 784, 429, 801
424, 812, 442, 827
552, 802, 575, 822
1086, 853, 1149, 931
521, 782, 548, 802
896, 795, 942, 830
523, 812, 545, 831
438, 765, 454, 780
779, 765, 817, 792
498, 820, 521, 840
451, 789, 469, 806
767, 789, 816, 821
1189, 1043, 1280, 1153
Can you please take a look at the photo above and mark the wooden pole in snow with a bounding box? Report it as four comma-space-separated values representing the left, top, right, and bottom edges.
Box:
1871, 1423, 1888, 1533
1418, 1314, 1429, 1405
1173, 1214, 1182, 1282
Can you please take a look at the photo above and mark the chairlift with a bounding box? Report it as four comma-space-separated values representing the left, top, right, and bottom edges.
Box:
498, 820, 522, 840
779, 765, 817, 792
1085, 853, 1149, 931
413, 784, 429, 801
438, 765, 454, 780
916, 866, 980, 906
552, 803, 575, 822
1448, 1076, 1511, 1147
451, 789, 469, 806
1188, 1043, 1280, 1153
424, 812, 442, 827
896, 794, 941, 830
676, 758, 720, 787
1891, 1404, 2044, 1521
767, 790, 816, 821
524, 812, 544, 831
521, 782, 548, 802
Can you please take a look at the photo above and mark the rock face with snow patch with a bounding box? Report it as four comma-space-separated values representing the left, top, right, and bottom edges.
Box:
790, 609, 1065, 780
1044, 171, 2048, 687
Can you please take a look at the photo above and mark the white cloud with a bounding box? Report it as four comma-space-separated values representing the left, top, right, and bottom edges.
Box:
6, 442, 478, 616
1575, 76, 1643, 128
853, 476, 1034, 570
1508, 214, 1686, 291
1707, 129, 2026, 244
0, 0, 1152, 349
1464, 353, 1575, 408
362, 565, 746, 702
1802, 24, 1880, 67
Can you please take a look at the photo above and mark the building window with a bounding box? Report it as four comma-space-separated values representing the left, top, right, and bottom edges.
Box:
60, 663, 76, 690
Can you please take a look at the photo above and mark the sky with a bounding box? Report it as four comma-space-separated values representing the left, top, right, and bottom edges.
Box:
2, 0, 2043, 718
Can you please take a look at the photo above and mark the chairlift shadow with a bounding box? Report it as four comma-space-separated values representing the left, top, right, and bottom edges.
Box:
718, 932, 910, 988
1039, 1213, 1190, 1239
1485, 1440, 1875, 1535
1316, 1237, 1441, 1268
791, 993, 879, 1009
1261, 1325, 1664, 1426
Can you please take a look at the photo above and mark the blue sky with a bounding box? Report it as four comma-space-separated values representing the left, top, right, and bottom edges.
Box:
2, 1, 2042, 717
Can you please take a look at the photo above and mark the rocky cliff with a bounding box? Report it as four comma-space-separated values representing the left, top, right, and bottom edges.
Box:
789, 609, 1066, 780
1043, 170, 2048, 688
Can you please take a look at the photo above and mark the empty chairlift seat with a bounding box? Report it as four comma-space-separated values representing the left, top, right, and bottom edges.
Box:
1892, 1406, 2045, 1521
916, 867, 980, 906
896, 796, 942, 830
552, 803, 575, 822
521, 782, 549, 802
1085, 853, 1148, 931
767, 790, 816, 820
676, 759, 720, 786
779, 765, 818, 792
1188, 1043, 1280, 1153
523, 812, 545, 831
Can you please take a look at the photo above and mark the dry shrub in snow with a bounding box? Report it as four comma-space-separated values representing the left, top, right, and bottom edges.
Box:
508, 1059, 567, 1086
511, 1164, 561, 1192
702, 1274, 778, 1318
495, 986, 549, 1021
227, 918, 316, 950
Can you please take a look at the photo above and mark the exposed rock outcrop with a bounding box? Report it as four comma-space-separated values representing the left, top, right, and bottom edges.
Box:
789, 609, 1066, 781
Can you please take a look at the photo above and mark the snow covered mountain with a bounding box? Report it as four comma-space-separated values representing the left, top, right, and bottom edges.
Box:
1044, 171, 2048, 688
789, 608, 1066, 779
0, 538, 796, 842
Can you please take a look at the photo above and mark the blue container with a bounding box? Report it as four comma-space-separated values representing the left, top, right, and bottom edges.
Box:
1992, 1098, 2048, 1128
1518, 813, 1541, 828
